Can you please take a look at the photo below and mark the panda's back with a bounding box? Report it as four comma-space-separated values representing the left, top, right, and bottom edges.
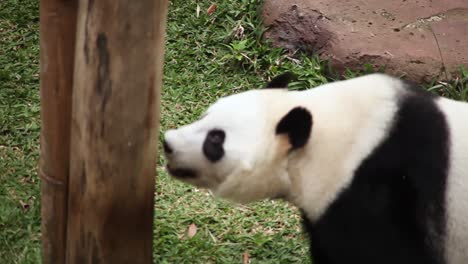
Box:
302, 78, 467, 264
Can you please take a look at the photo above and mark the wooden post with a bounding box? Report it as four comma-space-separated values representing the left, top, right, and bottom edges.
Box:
66, 0, 168, 263
39, 1, 78, 263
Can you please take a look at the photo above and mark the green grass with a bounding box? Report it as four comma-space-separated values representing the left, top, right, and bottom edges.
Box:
1, 0, 467, 263
0, 0, 42, 262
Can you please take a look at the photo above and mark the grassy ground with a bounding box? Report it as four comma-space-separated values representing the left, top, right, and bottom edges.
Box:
0, 0, 42, 262
1, 0, 467, 263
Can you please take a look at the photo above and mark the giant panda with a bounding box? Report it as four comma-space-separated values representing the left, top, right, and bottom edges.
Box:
162, 73, 468, 264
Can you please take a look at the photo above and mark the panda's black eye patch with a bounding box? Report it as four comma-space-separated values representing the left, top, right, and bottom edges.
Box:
203, 129, 225, 162
207, 129, 225, 144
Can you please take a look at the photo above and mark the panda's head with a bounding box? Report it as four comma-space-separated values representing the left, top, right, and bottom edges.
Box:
163, 73, 312, 203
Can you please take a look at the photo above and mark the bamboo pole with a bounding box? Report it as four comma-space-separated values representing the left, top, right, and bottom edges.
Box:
66, 1, 168, 263
39, 1, 78, 263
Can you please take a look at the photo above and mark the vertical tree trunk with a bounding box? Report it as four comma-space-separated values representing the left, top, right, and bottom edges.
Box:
66, 1, 168, 263
39, 1, 77, 263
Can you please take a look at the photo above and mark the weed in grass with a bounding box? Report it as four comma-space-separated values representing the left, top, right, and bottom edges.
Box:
427, 66, 468, 101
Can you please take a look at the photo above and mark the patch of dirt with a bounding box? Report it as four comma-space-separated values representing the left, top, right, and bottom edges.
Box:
263, 0, 468, 82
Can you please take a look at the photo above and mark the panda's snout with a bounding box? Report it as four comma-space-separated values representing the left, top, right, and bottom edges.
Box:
162, 139, 173, 154
163, 131, 199, 180
163, 130, 177, 156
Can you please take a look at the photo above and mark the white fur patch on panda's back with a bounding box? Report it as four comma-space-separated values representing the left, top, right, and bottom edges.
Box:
438, 98, 468, 264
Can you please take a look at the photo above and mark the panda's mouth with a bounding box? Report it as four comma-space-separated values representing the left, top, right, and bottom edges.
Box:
166, 165, 198, 179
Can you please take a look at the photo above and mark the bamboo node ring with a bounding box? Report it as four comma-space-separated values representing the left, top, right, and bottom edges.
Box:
38, 167, 65, 185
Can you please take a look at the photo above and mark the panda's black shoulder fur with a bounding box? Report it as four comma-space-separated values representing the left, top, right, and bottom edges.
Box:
265, 72, 297, 88
301, 80, 450, 264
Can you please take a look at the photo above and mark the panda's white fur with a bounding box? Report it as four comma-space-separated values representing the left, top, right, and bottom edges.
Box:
163, 73, 468, 264
437, 97, 468, 264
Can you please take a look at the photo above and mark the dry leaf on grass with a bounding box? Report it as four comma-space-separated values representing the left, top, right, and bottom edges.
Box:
196, 4, 201, 17
242, 250, 250, 264
19, 200, 30, 211
207, 4, 217, 16
187, 223, 198, 238
235, 25, 245, 39
18, 196, 35, 211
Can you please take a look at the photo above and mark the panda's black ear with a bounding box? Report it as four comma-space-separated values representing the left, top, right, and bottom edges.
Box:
276, 107, 312, 150
265, 72, 297, 89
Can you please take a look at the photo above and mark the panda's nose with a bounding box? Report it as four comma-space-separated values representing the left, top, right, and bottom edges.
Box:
163, 139, 173, 154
